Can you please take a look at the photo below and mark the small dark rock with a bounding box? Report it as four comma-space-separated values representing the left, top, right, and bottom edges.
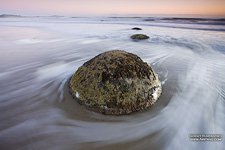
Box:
132, 27, 142, 30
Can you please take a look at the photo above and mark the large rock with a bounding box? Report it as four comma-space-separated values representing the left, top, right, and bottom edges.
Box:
69, 50, 162, 115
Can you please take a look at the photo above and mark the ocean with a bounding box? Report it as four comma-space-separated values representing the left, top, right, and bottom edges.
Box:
0, 16, 225, 150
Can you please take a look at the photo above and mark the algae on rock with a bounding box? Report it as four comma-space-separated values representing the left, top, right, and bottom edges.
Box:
69, 50, 162, 115
130, 34, 149, 40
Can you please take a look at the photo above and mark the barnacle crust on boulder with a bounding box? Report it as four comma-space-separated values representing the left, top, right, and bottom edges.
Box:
69, 50, 162, 115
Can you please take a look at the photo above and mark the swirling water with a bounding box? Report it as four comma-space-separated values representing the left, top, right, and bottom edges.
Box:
0, 17, 225, 150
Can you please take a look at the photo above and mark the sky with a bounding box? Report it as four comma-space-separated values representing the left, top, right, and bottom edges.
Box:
1, 0, 225, 17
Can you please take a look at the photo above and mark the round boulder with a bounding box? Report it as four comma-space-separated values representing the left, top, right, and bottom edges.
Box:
131, 34, 149, 40
69, 50, 162, 115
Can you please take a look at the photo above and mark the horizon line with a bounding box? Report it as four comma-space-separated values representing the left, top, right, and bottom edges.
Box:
1, 13, 225, 18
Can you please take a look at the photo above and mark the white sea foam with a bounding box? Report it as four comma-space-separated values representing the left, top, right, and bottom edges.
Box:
75, 92, 80, 98
15, 38, 65, 44
16, 38, 43, 44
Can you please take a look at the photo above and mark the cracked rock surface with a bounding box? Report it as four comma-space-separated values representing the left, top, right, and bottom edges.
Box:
69, 50, 162, 115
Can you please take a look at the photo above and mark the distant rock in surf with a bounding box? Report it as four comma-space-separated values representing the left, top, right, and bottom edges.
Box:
0, 14, 22, 18
130, 34, 149, 40
69, 50, 162, 115
132, 27, 142, 30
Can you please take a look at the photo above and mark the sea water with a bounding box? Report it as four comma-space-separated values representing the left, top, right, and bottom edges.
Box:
0, 16, 225, 150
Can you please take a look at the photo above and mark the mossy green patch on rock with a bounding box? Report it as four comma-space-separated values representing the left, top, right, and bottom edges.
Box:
69, 50, 162, 115
130, 34, 149, 40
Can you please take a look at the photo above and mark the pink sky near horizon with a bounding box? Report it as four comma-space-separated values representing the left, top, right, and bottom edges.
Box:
1, 0, 225, 16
